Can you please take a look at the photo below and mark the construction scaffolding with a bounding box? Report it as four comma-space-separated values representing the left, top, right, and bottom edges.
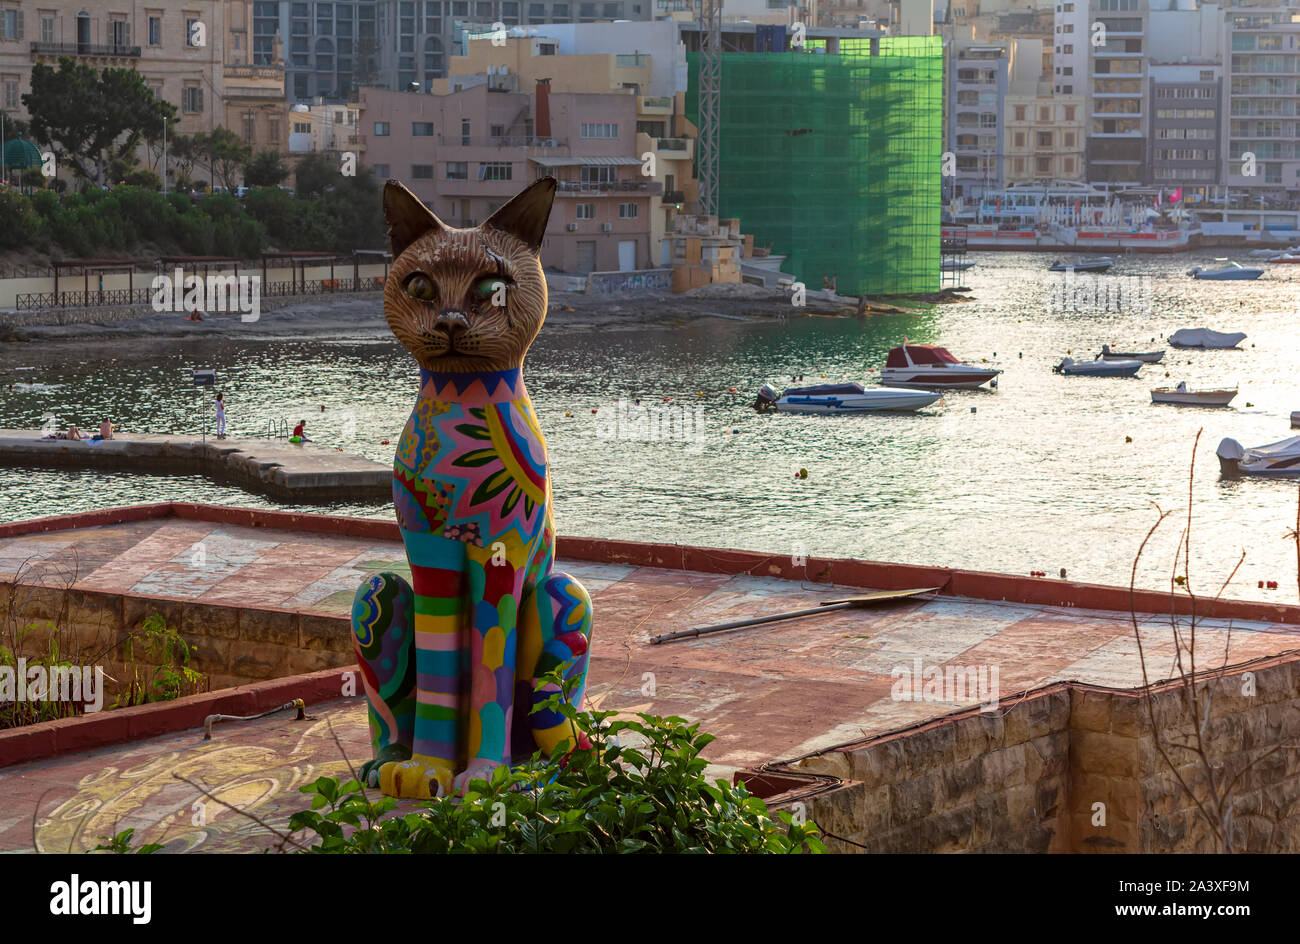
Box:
686, 36, 943, 296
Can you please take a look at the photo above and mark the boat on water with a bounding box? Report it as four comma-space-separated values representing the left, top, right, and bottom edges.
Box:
1267, 252, 1300, 264
878, 343, 1001, 390
1168, 328, 1247, 349
1048, 256, 1114, 273
1054, 357, 1143, 377
1099, 344, 1164, 364
1217, 436, 1300, 475
753, 382, 941, 414
1186, 261, 1264, 280
1150, 383, 1237, 407
941, 260, 976, 272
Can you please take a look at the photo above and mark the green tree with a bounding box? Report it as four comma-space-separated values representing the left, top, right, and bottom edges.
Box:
23, 57, 175, 186
292, 151, 341, 197
201, 126, 252, 191
244, 148, 290, 187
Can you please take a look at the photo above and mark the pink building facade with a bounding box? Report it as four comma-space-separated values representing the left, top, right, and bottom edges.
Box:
359, 84, 659, 274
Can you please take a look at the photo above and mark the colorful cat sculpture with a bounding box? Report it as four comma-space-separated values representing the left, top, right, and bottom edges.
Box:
350, 176, 593, 798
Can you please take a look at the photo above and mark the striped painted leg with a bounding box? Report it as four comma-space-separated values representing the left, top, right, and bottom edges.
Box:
350, 572, 417, 787
517, 572, 594, 757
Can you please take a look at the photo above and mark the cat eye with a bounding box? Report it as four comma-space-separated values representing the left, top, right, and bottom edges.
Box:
404, 273, 437, 302
472, 275, 511, 302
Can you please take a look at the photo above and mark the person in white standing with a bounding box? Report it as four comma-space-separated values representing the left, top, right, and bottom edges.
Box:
216, 392, 227, 439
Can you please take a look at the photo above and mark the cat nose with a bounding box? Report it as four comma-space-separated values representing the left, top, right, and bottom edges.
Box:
432, 309, 470, 338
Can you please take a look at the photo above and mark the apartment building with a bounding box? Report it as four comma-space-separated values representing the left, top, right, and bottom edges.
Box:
1003, 91, 1085, 181
0, 1, 287, 163
1149, 62, 1220, 197
1222, 1, 1300, 197
432, 24, 691, 262
950, 42, 1010, 199
259, 0, 656, 103
360, 82, 656, 273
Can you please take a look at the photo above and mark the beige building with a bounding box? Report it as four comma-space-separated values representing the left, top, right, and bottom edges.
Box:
1003, 92, 1085, 183
0, 1, 287, 185
430, 33, 695, 267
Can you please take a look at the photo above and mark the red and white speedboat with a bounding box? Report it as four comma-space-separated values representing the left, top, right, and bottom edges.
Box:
879, 343, 1002, 390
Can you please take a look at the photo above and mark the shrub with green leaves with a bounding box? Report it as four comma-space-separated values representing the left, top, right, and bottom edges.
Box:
289, 677, 825, 854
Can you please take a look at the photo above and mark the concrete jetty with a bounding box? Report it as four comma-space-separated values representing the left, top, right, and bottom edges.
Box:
0, 430, 391, 501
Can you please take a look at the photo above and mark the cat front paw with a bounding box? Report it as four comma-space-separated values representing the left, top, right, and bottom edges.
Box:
360, 743, 413, 789
454, 759, 505, 793
378, 756, 455, 798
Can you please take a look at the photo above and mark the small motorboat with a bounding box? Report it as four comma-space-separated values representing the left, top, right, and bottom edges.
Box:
1048, 256, 1114, 273
1150, 383, 1237, 407
1099, 344, 1164, 364
1186, 261, 1264, 280
1217, 435, 1300, 476
1268, 252, 1300, 264
1054, 357, 1142, 377
753, 382, 941, 414
878, 342, 1001, 390
1168, 328, 1247, 349
941, 260, 976, 272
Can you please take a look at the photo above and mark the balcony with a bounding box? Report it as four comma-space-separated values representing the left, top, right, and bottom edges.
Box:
655, 137, 693, 159
639, 95, 673, 115
556, 180, 663, 196
437, 135, 568, 148
225, 64, 285, 79
31, 41, 139, 58
225, 86, 286, 99
663, 190, 686, 204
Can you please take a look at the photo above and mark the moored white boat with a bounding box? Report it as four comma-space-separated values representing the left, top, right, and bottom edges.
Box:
1168, 328, 1247, 349
1217, 436, 1300, 475
754, 382, 941, 414
1054, 357, 1142, 377
1150, 384, 1237, 407
878, 343, 1001, 390
1186, 261, 1264, 280
1048, 256, 1114, 273
941, 260, 976, 272
1100, 344, 1164, 364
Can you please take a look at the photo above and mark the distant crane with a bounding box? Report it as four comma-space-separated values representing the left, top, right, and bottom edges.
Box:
696, 0, 721, 217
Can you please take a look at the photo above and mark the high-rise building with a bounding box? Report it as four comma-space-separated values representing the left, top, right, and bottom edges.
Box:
1222, 1, 1300, 197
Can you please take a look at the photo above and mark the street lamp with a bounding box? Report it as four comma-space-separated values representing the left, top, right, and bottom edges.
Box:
162, 116, 168, 195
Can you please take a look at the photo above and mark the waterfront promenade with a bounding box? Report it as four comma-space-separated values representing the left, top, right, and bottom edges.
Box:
0, 430, 390, 501
1, 503, 1298, 852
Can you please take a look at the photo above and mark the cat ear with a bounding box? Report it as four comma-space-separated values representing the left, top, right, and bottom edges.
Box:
383, 180, 447, 258
483, 176, 556, 252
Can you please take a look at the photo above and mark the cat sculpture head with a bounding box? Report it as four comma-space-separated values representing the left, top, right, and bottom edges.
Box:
382, 176, 557, 373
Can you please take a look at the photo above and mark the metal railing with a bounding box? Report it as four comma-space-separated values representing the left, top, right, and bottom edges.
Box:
556, 179, 663, 195
16, 277, 386, 311
266, 418, 290, 439
30, 41, 140, 57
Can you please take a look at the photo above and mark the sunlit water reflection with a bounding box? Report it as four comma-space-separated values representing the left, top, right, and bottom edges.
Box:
4, 251, 1300, 600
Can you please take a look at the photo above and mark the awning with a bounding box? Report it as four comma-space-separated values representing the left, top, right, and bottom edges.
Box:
529, 156, 644, 167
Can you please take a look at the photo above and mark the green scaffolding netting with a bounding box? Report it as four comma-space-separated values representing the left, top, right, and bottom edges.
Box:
687, 37, 943, 296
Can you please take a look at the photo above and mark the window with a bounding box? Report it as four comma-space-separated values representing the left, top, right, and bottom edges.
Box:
411, 164, 434, 179
373, 163, 391, 178
461, 119, 471, 145
580, 165, 617, 185
40, 14, 54, 44
1014, 105, 1026, 121
490, 124, 505, 137
110, 17, 131, 48
293, 121, 311, 133
581, 122, 618, 138
412, 121, 434, 136
478, 161, 512, 181
186, 17, 201, 47
1037, 131, 1053, 148
1064, 105, 1076, 121
1039, 107, 1051, 121
3, 79, 17, 110
1200, 70, 1214, 82
1062, 45, 1073, 54
182, 84, 204, 112
374, 121, 391, 136
1, 9, 22, 40
149, 15, 162, 45
618, 202, 637, 218
445, 161, 468, 179
1064, 157, 1075, 173
1036, 157, 1052, 173
1064, 132, 1076, 147
576, 203, 595, 219
269, 118, 280, 142
529, 3, 545, 16
1013, 132, 1025, 147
